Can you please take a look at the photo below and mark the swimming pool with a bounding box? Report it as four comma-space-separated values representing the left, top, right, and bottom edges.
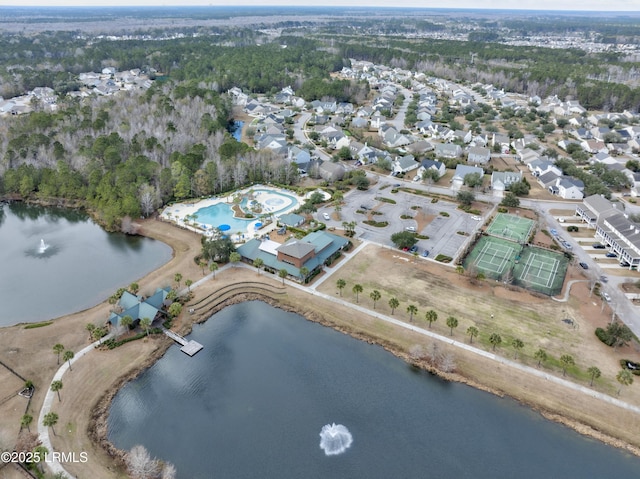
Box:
193, 189, 299, 233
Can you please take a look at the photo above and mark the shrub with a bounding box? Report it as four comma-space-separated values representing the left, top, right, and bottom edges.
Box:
440, 211, 450, 217
497, 207, 508, 213
435, 254, 453, 263
415, 234, 429, 240
375, 196, 396, 204
431, 198, 439, 203
620, 359, 640, 375
410, 205, 421, 210
24, 321, 53, 329
400, 214, 413, 219
567, 225, 578, 232
595, 327, 615, 346
363, 220, 389, 227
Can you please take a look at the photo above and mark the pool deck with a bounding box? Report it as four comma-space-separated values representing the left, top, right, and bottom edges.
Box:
161, 185, 304, 241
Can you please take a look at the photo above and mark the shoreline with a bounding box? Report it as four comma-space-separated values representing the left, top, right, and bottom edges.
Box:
3, 217, 640, 478
91, 289, 640, 469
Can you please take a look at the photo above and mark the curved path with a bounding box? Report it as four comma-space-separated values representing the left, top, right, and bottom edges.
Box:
38, 333, 113, 479
552, 279, 590, 302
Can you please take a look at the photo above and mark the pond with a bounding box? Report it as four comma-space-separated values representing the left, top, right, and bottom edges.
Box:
108, 301, 640, 479
0, 202, 172, 326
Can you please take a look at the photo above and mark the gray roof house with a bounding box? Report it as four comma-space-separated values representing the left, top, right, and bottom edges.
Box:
318, 161, 346, 182
452, 164, 484, 190
467, 146, 491, 165
434, 143, 462, 159
393, 155, 420, 174
491, 171, 522, 196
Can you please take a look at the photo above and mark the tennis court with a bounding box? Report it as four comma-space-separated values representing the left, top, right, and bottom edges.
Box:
512, 247, 568, 296
486, 213, 534, 244
463, 235, 522, 280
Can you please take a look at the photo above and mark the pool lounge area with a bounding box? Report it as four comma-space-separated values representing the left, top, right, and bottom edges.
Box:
161, 186, 303, 242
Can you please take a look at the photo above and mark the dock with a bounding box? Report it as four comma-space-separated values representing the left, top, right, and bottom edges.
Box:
163, 329, 203, 357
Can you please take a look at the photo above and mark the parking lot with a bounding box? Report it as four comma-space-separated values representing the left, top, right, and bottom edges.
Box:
318, 181, 481, 261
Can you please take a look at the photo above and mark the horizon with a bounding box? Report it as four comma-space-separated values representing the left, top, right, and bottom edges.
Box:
0, 2, 639, 13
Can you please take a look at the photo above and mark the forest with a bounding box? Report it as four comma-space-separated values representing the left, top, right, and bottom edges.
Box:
1, 10, 639, 230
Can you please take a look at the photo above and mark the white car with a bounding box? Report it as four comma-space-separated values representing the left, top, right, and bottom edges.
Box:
323, 213, 330, 220
602, 292, 611, 302
471, 215, 482, 221
405, 226, 416, 232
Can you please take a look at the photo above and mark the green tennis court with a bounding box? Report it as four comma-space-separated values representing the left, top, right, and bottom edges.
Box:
486, 213, 534, 244
512, 247, 568, 296
463, 235, 521, 280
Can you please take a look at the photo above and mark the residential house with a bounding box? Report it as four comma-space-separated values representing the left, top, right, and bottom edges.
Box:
392, 155, 420, 175
434, 143, 462, 159
467, 146, 491, 165
452, 164, 485, 190
549, 177, 585, 200
491, 171, 522, 197
537, 170, 561, 189
415, 159, 446, 181
318, 161, 345, 182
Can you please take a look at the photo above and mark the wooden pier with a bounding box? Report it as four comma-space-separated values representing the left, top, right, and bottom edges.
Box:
163, 329, 203, 357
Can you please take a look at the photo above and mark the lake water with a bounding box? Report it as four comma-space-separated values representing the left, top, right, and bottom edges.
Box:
0, 202, 172, 326
108, 301, 640, 479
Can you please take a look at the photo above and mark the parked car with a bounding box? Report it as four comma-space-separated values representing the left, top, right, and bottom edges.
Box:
606, 252, 617, 258
600, 275, 608, 283
323, 213, 330, 220
602, 292, 611, 302
422, 250, 429, 257
579, 262, 589, 269
405, 226, 416, 232
409, 245, 418, 253
593, 243, 606, 249
620, 261, 630, 267
360, 205, 369, 210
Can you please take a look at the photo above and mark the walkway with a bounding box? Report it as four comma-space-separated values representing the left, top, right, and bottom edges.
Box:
38, 333, 114, 479
552, 279, 590, 302
309, 240, 369, 290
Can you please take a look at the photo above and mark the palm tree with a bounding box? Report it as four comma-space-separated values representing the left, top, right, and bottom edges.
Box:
51, 380, 63, 402
43, 412, 59, 436
199, 260, 207, 276
253, 258, 264, 274
129, 282, 140, 295
370, 290, 381, 309
63, 350, 75, 372
446, 316, 458, 336
53, 343, 64, 365
120, 315, 133, 338
174, 273, 183, 289
587, 366, 601, 387
352, 284, 363, 303
534, 348, 547, 367
185, 279, 193, 292
278, 268, 288, 285
467, 326, 479, 344
21, 413, 33, 432
407, 304, 418, 322
209, 262, 218, 278
229, 252, 241, 267
33, 445, 48, 473
388, 297, 400, 315
425, 310, 438, 329
616, 369, 634, 395
489, 333, 502, 351
86, 323, 95, 341
336, 279, 346, 296
140, 317, 152, 337
512, 338, 524, 359
300, 267, 309, 282
560, 354, 575, 377
168, 302, 182, 318
455, 265, 464, 275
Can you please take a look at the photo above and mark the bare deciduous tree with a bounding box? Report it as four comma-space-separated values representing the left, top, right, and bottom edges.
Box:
126, 444, 160, 479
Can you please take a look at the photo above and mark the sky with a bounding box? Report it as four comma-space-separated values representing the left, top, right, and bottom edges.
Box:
0, 0, 639, 12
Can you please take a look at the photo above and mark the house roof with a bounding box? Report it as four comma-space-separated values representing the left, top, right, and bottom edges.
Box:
279, 213, 305, 227
277, 240, 315, 259
453, 164, 484, 181
108, 287, 170, 327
